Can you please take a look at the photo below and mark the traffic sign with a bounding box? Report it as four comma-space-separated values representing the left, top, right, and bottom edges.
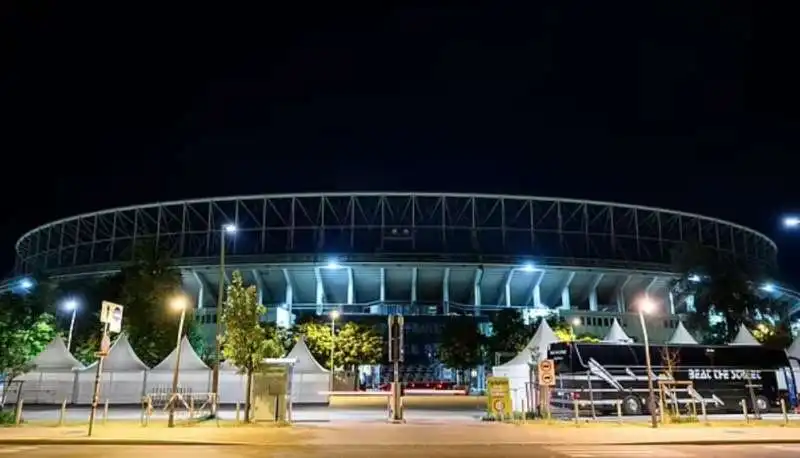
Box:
101, 301, 124, 333
538, 359, 556, 386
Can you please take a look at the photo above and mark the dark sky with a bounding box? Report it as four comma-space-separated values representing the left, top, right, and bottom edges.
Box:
2, 4, 799, 279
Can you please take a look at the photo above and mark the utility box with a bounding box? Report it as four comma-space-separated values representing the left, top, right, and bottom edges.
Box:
252, 360, 294, 422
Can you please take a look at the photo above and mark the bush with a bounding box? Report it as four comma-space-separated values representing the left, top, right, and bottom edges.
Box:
480, 411, 538, 422
0, 410, 16, 426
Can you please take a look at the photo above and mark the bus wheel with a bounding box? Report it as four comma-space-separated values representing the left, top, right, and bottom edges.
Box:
753, 395, 769, 413
621, 396, 642, 415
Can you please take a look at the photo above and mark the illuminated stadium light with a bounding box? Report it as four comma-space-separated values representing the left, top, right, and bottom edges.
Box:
783, 216, 800, 228
761, 283, 775, 293
520, 263, 536, 272
325, 260, 343, 270
19, 278, 33, 289
688, 274, 701, 283
223, 224, 237, 233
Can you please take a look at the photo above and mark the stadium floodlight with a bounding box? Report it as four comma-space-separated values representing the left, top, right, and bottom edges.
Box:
19, 278, 33, 289
223, 223, 237, 233
520, 263, 536, 272
783, 216, 800, 228
688, 274, 701, 283
761, 283, 775, 293
325, 260, 342, 270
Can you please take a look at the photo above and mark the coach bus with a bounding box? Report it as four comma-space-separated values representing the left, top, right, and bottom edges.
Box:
548, 342, 798, 415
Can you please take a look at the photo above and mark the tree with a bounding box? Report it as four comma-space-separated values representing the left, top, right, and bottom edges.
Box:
293, 321, 334, 369
0, 293, 57, 409
333, 322, 382, 388
220, 271, 282, 422
547, 317, 601, 342
753, 321, 793, 349
438, 316, 484, 386
107, 243, 185, 366
672, 243, 774, 343
486, 309, 531, 364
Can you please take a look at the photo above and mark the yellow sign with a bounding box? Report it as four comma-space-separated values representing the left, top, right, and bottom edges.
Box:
538, 359, 556, 386
486, 376, 512, 417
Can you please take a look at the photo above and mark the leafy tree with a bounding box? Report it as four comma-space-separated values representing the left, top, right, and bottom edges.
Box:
263, 323, 294, 355
0, 293, 57, 409
106, 244, 185, 366
486, 309, 531, 364
438, 316, 484, 386
546, 317, 601, 342
333, 322, 382, 388
293, 321, 335, 369
753, 321, 793, 349
672, 243, 774, 343
220, 271, 282, 422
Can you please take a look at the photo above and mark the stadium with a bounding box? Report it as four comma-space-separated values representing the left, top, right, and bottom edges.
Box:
6, 192, 800, 387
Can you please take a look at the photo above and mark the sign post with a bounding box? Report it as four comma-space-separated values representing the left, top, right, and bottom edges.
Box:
537, 359, 556, 418
88, 301, 123, 437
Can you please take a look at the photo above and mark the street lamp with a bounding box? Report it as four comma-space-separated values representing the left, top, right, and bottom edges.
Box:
63, 299, 79, 352
212, 223, 236, 413
168, 295, 189, 428
637, 296, 658, 428
330, 310, 340, 391
570, 317, 581, 341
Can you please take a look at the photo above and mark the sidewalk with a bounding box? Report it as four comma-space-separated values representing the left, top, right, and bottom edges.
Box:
1, 421, 799, 446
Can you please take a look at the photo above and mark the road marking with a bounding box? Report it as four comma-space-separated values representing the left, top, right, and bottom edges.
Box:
0, 447, 39, 455
762, 444, 800, 451
549, 447, 690, 457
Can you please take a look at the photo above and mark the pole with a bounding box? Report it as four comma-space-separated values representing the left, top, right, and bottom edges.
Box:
329, 317, 336, 392
168, 306, 187, 427
639, 310, 658, 428
67, 308, 77, 352
88, 323, 109, 437
392, 359, 401, 421
211, 231, 226, 414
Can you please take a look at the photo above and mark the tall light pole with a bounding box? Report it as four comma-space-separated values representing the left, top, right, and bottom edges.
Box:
64, 299, 79, 352
168, 295, 189, 428
211, 223, 236, 413
570, 317, 581, 341
329, 310, 339, 392
637, 296, 658, 428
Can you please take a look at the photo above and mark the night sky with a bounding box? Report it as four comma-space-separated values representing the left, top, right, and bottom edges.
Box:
2, 5, 799, 279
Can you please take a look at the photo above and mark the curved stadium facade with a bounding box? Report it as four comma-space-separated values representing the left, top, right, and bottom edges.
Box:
9, 192, 800, 355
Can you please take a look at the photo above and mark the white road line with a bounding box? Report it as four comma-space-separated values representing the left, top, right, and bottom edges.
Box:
549, 448, 690, 457
762, 444, 800, 451
0, 447, 39, 455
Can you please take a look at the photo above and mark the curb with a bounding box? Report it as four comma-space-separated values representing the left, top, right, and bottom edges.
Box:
1, 438, 800, 447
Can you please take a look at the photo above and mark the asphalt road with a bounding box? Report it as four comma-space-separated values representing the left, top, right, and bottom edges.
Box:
2, 444, 800, 457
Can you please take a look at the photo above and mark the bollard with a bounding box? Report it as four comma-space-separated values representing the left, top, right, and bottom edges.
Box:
573, 400, 580, 425
103, 399, 109, 425
14, 398, 24, 425
741, 399, 749, 423
658, 400, 665, 424
780, 399, 789, 425
616, 400, 623, 424
189, 396, 195, 421
214, 394, 220, 427
235, 402, 241, 423
145, 398, 152, 427
59, 399, 67, 426
701, 401, 708, 424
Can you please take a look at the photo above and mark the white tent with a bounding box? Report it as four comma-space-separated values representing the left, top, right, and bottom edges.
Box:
146, 336, 211, 397
729, 324, 760, 346
603, 319, 633, 343
76, 333, 149, 404
492, 320, 559, 412
286, 337, 330, 404
667, 322, 698, 345
788, 339, 800, 360
14, 336, 83, 404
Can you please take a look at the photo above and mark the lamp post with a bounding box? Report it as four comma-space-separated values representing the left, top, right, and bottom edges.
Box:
570, 317, 581, 341
64, 299, 79, 352
329, 310, 339, 392
212, 223, 236, 413
168, 295, 189, 428
637, 297, 658, 428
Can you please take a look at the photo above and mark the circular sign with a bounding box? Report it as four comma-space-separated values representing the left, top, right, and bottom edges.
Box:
112, 307, 123, 321
493, 399, 505, 412
539, 360, 553, 372
541, 373, 554, 385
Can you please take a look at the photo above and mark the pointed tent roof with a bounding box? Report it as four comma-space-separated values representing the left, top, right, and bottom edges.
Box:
151, 336, 209, 372
603, 318, 633, 344
667, 322, 699, 345
499, 319, 558, 367
286, 337, 329, 374
787, 338, 800, 360
81, 333, 149, 372
29, 336, 84, 371
729, 324, 760, 346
